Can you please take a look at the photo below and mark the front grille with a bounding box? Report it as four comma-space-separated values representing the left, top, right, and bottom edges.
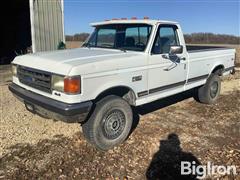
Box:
17, 66, 52, 93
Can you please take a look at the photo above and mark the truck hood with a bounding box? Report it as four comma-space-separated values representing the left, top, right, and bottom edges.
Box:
13, 48, 144, 75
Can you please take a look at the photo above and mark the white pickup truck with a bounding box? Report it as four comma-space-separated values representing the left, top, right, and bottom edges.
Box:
9, 19, 235, 150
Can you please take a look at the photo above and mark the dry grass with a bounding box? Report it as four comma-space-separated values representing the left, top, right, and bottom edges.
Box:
235, 46, 240, 66
66, 41, 83, 49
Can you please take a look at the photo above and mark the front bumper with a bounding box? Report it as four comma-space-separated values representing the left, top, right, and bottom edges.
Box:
8, 83, 92, 123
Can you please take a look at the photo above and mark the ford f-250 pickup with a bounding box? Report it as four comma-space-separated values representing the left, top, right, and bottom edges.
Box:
9, 19, 235, 150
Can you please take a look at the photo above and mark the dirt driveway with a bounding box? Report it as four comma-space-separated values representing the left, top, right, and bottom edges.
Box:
0, 72, 239, 179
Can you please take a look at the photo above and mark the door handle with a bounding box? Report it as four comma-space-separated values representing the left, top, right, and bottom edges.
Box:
180, 57, 186, 61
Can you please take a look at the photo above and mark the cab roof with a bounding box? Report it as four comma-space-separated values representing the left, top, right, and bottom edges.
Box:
90, 19, 178, 26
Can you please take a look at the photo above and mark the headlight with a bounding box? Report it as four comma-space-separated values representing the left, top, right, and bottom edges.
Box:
12, 64, 17, 77
52, 75, 64, 92
52, 75, 81, 94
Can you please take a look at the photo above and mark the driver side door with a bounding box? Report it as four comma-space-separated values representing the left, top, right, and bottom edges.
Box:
147, 24, 187, 101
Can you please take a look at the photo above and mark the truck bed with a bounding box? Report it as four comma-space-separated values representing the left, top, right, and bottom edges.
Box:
186, 46, 235, 85
186, 45, 232, 52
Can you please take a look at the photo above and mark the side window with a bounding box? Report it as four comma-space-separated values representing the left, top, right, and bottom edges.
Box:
152, 26, 179, 54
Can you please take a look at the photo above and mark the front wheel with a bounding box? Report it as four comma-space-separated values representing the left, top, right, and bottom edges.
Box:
82, 95, 133, 151
194, 73, 221, 104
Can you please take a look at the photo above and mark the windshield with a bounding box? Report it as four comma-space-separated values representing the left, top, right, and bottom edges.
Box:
83, 24, 152, 52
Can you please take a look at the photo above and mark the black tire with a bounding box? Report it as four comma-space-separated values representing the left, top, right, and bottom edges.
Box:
194, 73, 221, 104
82, 95, 133, 151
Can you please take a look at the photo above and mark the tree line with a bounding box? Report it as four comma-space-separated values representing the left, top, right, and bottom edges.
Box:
65, 33, 90, 42
184, 33, 239, 44
66, 32, 240, 45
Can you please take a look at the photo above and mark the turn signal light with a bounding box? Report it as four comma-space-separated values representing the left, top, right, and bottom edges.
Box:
64, 77, 81, 94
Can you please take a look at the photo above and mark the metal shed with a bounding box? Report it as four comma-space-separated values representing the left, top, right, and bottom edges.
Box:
0, 0, 65, 64
30, 0, 65, 52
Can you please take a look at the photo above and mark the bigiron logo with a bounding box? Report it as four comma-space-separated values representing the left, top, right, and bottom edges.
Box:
181, 161, 237, 179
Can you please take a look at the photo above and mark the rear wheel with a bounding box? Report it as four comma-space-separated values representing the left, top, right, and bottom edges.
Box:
194, 73, 221, 104
82, 95, 133, 151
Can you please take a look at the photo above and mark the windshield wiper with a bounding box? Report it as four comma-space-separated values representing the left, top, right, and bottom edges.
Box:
118, 47, 127, 52
82, 42, 92, 48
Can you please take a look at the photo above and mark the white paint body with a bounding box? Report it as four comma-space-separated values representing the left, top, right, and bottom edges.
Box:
12, 20, 235, 105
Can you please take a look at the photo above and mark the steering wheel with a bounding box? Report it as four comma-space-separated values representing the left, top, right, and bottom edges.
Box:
135, 42, 145, 46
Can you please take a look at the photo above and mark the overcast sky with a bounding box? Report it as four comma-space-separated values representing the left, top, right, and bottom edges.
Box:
64, 0, 240, 36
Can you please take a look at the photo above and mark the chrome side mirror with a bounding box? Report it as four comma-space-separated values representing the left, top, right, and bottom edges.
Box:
169, 45, 183, 55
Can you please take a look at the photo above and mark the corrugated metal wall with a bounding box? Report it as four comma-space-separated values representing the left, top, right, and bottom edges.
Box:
30, 0, 64, 52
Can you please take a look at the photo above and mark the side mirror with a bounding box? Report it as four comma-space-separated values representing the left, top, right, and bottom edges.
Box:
169, 45, 183, 55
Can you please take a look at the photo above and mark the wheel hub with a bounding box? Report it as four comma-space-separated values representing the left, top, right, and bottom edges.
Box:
102, 109, 126, 139
210, 81, 218, 98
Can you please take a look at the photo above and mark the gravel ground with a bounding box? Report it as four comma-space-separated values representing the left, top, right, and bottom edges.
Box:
0, 86, 80, 157
0, 72, 239, 179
